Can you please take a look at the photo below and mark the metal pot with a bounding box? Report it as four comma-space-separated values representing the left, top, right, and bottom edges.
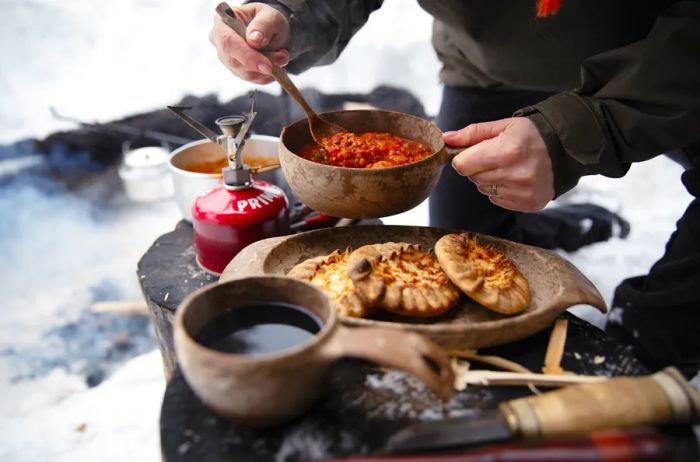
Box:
118, 145, 174, 202
279, 109, 459, 219
169, 135, 289, 221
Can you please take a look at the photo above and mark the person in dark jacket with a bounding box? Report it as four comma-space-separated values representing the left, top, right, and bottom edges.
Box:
209, 0, 700, 378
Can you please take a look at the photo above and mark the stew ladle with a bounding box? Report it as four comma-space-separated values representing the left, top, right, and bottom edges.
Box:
215, 2, 347, 145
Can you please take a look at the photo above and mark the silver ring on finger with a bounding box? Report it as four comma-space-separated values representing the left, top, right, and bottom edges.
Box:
490, 184, 499, 197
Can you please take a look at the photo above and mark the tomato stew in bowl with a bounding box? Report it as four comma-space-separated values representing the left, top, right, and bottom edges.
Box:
298, 132, 433, 169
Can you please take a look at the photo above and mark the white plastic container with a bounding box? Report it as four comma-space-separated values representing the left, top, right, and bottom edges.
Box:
118, 146, 174, 202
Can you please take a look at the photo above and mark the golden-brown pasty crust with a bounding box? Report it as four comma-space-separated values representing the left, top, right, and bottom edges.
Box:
348, 242, 460, 318
435, 233, 530, 315
286, 249, 381, 318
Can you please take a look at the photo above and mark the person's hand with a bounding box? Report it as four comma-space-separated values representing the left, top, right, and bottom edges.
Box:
209, 3, 290, 84
444, 118, 555, 212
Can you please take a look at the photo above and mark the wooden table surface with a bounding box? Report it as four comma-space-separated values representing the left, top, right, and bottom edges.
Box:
140, 222, 697, 461
160, 312, 700, 461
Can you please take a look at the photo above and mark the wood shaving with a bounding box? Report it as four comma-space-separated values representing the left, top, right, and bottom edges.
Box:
451, 357, 471, 391
450, 349, 531, 374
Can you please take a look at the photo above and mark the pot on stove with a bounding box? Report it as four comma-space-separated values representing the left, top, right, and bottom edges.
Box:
169, 134, 286, 222
169, 103, 290, 275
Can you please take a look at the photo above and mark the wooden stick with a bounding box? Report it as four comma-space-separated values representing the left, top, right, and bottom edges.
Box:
463, 370, 607, 387
91, 300, 148, 315
450, 349, 532, 374
543, 318, 568, 375
450, 349, 541, 394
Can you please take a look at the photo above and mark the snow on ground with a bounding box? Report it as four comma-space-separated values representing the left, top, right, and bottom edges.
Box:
0, 183, 179, 460
554, 157, 691, 328
0, 351, 164, 462
0, 1, 695, 461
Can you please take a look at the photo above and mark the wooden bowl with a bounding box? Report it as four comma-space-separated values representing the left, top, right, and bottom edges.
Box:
279, 110, 458, 219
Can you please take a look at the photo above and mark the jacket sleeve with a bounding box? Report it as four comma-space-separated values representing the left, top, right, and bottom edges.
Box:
516, 1, 700, 196
248, 0, 384, 74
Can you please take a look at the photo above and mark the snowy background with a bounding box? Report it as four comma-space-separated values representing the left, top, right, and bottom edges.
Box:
0, 0, 694, 461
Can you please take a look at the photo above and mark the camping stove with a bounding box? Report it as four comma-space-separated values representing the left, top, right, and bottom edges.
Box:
170, 101, 289, 275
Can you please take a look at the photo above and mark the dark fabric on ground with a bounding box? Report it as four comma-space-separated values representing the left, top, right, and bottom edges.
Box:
1, 86, 427, 192
19, 85, 427, 171
429, 85, 629, 252
606, 166, 700, 379
511, 203, 630, 252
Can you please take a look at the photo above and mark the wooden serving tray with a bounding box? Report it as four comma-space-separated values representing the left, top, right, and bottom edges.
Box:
220, 225, 606, 349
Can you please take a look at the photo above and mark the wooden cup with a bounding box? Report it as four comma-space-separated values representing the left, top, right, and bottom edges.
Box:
174, 276, 455, 427
279, 109, 462, 219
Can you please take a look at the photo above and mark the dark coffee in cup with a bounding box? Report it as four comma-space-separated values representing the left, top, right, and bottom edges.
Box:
196, 302, 323, 355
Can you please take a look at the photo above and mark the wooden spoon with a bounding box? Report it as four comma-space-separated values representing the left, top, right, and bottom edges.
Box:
215, 2, 347, 145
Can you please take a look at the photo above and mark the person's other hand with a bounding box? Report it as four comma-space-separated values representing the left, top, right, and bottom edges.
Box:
444, 118, 555, 211
209, 3, 290, 84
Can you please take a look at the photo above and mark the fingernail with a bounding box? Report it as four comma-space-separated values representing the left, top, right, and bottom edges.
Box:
443, 131, 458, 138
248, 30, 264, 43
257, 63, 272, 75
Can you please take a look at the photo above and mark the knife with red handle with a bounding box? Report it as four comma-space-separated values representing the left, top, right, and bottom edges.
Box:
329, 429, 674, 461
380, 367, 699, 454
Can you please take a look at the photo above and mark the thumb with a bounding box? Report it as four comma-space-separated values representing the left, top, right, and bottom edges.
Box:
442, 118, 512, 147
242, 5, 289, 50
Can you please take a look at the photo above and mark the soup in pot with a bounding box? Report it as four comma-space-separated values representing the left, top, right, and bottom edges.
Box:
184, 154, 279, 174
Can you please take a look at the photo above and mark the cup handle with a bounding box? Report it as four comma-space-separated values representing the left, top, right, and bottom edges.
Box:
440, 144, 465, 164
327, 325, 455, 402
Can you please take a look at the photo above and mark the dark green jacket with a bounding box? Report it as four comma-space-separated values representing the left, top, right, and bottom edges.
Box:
255, 0, 700, 196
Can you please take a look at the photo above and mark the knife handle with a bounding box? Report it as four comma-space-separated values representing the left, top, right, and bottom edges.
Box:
500, 367, 700, 440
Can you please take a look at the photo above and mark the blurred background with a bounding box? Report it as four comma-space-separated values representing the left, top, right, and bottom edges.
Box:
0, 0, 691, 461
0, 0, 440, 142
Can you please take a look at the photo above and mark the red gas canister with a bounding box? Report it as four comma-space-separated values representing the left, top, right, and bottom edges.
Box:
169, 99, 290, 275
192, 180, 288, 274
